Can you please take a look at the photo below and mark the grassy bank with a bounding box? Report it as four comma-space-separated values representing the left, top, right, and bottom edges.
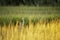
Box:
0, 6, 60, 26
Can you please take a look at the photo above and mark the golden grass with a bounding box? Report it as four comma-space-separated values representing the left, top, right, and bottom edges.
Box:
0, 20, 60, 40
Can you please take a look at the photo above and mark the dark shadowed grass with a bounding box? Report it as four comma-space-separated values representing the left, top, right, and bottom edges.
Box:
0, 16, 60, 26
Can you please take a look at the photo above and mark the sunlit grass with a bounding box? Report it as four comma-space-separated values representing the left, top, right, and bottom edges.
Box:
0, 6, 60, 40
0, 19, 60, 40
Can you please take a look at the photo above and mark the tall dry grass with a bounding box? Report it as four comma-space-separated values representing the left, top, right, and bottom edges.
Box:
0, 19, 60, 40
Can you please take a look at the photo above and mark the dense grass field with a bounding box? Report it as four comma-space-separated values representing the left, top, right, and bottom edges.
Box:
0, 6, 60, 25
0, 19, 60, 40
0, 6, 60, 40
